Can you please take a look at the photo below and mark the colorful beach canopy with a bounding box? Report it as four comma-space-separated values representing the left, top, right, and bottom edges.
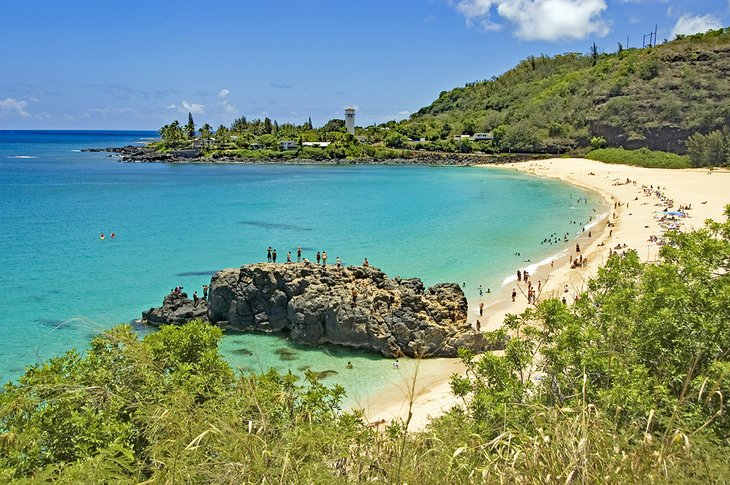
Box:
660, 211, 686, 217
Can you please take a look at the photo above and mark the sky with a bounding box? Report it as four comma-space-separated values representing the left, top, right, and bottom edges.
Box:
1, 0, 728, 130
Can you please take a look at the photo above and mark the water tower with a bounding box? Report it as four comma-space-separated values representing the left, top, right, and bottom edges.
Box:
344, 107, 356, 135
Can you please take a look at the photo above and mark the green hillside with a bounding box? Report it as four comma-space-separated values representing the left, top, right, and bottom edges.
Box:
403, 28, 730, 154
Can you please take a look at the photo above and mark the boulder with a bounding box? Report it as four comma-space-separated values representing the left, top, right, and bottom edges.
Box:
202, 263, 486, 358
141, 291, 208, 325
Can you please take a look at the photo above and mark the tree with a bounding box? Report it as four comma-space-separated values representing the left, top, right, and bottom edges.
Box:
590, 42, 599, 66
321, 118, 345, 132
159, 120, 185, 147
215, 125, 230, 147
263, 117, 273, 134
186, 112, 196, 141
590, 136, 607, 149
199, 123, 212, 148
384, 132, 407, 148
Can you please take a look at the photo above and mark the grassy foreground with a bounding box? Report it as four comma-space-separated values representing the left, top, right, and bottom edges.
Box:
1, 208, 729, 483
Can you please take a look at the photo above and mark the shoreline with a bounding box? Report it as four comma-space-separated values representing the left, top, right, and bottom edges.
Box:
361, 157, 730, 430
83, 144, 544, 166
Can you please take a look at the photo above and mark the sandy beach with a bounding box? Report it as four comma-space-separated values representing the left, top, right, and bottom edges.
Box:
363, 157, 730, 430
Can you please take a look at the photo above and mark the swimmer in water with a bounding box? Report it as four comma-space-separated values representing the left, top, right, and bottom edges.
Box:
100, 233, 105, 240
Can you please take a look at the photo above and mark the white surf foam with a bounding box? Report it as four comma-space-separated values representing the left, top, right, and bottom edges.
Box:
8, 155, 37, 159
501, 250, 567, 286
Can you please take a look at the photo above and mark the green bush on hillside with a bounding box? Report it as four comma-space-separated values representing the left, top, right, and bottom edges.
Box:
586, 147, 691, 168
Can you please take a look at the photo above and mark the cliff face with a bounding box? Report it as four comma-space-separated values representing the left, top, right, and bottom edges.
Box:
143, 263, 486, 358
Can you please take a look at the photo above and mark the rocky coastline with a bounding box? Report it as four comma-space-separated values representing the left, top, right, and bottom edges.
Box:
141, 263, 488, 358
84, 144, 543, 166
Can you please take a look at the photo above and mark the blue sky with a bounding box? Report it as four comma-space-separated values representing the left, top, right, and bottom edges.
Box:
1, 0, 728, 130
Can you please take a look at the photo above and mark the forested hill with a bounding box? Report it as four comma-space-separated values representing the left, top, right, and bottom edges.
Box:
403, 28, 730, 154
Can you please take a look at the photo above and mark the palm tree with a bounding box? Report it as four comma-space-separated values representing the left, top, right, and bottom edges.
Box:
199, 123, 212, 149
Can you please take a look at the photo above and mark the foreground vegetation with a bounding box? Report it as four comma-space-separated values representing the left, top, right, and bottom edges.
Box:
2, 208, 729, 482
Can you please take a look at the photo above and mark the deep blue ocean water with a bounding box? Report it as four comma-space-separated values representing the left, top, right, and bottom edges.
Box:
0, 131, 598, 402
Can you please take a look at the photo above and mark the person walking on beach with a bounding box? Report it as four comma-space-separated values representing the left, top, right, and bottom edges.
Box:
316, 251, 321, 264
517, 270, 522, 282
393, 359, 399, 369
479, 302, 484, 316
322, 251, 328, 265
576, 243, 580, 253
272, 249, 277, 263
267, 247, 272, 262
512, 288, 517, 302
476, 320, 481, 332
297, 247, 302, 262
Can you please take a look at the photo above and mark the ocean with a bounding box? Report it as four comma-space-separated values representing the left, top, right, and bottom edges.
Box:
0, 130, 598, 403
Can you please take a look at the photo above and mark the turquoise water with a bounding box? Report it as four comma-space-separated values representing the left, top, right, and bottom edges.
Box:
0, 131, 598, 401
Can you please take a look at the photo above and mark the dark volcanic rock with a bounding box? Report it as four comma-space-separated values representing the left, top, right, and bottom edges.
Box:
84, 144, 539, 166
142, 291, 208, 325
203, 263, 486, 358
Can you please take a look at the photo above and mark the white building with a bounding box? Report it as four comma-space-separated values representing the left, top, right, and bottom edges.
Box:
344, 107, 356, 135
279, 140, 298, 150
302, 141, 331, 148
472, 132, 494, 141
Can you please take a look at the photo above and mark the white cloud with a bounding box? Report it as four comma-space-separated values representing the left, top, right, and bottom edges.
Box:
181, 100, 205, 114
218, 89, 230, 98
671, 13, 722, 38
452, 0, 609, 41
0, 97, 30, 117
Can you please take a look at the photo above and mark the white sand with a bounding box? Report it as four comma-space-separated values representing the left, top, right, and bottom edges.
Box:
361, 158, 730, 430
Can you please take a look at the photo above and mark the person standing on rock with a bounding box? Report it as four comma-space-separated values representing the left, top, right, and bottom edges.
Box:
476, 320, 481, 332
267, 247, 272, 262
193, 291, 199, 307
297, 247, 302, 262
316, 251, 321, 264
272, 249, 277, 263
287, 251, 292, 263
351, 288, 357, 305
203, 285, 208, 301
322, 251, 327, 265
336, 256, 342, 268
363, 258, 369, 267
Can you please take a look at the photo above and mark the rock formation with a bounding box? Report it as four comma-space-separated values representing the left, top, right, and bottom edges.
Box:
142, 291, 208, 326
143, 263, 486, 358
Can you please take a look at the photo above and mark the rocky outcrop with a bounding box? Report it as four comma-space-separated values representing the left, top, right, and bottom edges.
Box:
85, 144, 540, 166
142, 291, 208, 325
143, 263, 486, 358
